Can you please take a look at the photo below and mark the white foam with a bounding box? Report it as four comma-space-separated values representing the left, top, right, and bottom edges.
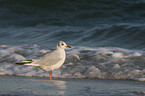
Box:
0, 63, 14, 75
0, 45, 8, 48
25, 70, 38, 77
67, 54, 80, 62
13, 66, 23, 73
0, 45, 145, 80
5, 54, 26, 63
39, 49, 50, 54
132, 52, 142, 56
74, 72, 84, 78
6, 47, 21, 54
112, 53, 124, 58
0, 50, 9, 56
113, 64, 120, 69
134, 78, 145, 81
87, 66, 102, 78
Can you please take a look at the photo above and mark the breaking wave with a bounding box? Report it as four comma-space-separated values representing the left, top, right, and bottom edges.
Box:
0, 45, 145, 81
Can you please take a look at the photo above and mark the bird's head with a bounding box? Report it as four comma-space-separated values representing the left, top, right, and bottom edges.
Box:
57, 41, 71, 49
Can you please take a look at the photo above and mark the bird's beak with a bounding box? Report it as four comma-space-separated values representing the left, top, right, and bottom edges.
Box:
66, 46, 72, 48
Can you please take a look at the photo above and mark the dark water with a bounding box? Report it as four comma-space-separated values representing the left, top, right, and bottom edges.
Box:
0, 0, 145, 49
0, 2, 145, 96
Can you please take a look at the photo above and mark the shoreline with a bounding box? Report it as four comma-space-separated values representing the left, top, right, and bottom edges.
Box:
0, 75, 144, 82
0, 75, 145, 96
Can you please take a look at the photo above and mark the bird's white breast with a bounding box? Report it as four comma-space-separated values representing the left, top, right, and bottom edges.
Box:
50, 49, 66, 70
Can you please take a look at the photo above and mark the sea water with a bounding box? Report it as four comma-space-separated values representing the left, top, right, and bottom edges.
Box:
0, 44, 145, 81
0, 76, 145, 96
0, 0, 145, 95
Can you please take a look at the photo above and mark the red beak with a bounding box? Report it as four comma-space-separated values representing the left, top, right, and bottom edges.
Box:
66, 46, 72, 48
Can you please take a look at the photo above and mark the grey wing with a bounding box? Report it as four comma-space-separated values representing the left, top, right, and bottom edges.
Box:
33, 50, 61, 66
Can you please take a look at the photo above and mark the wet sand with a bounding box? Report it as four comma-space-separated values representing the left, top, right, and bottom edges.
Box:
0, 75, 145, 96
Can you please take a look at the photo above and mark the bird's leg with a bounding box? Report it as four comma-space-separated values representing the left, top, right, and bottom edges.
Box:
49, 70, 53, 80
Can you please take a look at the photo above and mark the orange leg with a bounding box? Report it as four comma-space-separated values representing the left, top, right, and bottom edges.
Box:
49, 71, 53, 80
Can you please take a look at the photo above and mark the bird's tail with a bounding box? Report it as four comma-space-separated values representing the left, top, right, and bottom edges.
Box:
15, 60, 40, 66
15, 60, 32, 65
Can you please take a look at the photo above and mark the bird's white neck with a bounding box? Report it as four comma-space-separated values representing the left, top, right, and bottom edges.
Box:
57, 46, 65, 50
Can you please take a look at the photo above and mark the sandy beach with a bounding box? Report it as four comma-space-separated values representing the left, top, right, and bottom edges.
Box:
0, 75, 145, 96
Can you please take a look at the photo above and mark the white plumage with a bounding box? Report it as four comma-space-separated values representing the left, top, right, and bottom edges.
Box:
16, 41, 71, 80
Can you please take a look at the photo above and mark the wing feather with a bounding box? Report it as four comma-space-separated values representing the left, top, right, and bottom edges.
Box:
33, 50, 62, 66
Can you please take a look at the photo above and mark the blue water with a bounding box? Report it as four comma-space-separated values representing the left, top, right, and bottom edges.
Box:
0, 0, 145, 49
0, 0, 145, 81
0, 75, 145, 96
0, 1, 145, 96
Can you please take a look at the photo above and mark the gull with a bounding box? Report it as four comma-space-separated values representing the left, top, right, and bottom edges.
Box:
16, 41, 71, 80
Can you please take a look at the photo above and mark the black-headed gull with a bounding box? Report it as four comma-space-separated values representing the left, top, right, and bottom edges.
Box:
16, 41, 71, 80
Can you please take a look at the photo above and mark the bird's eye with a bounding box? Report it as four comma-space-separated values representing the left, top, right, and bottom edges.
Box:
61, 43, 64, 45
